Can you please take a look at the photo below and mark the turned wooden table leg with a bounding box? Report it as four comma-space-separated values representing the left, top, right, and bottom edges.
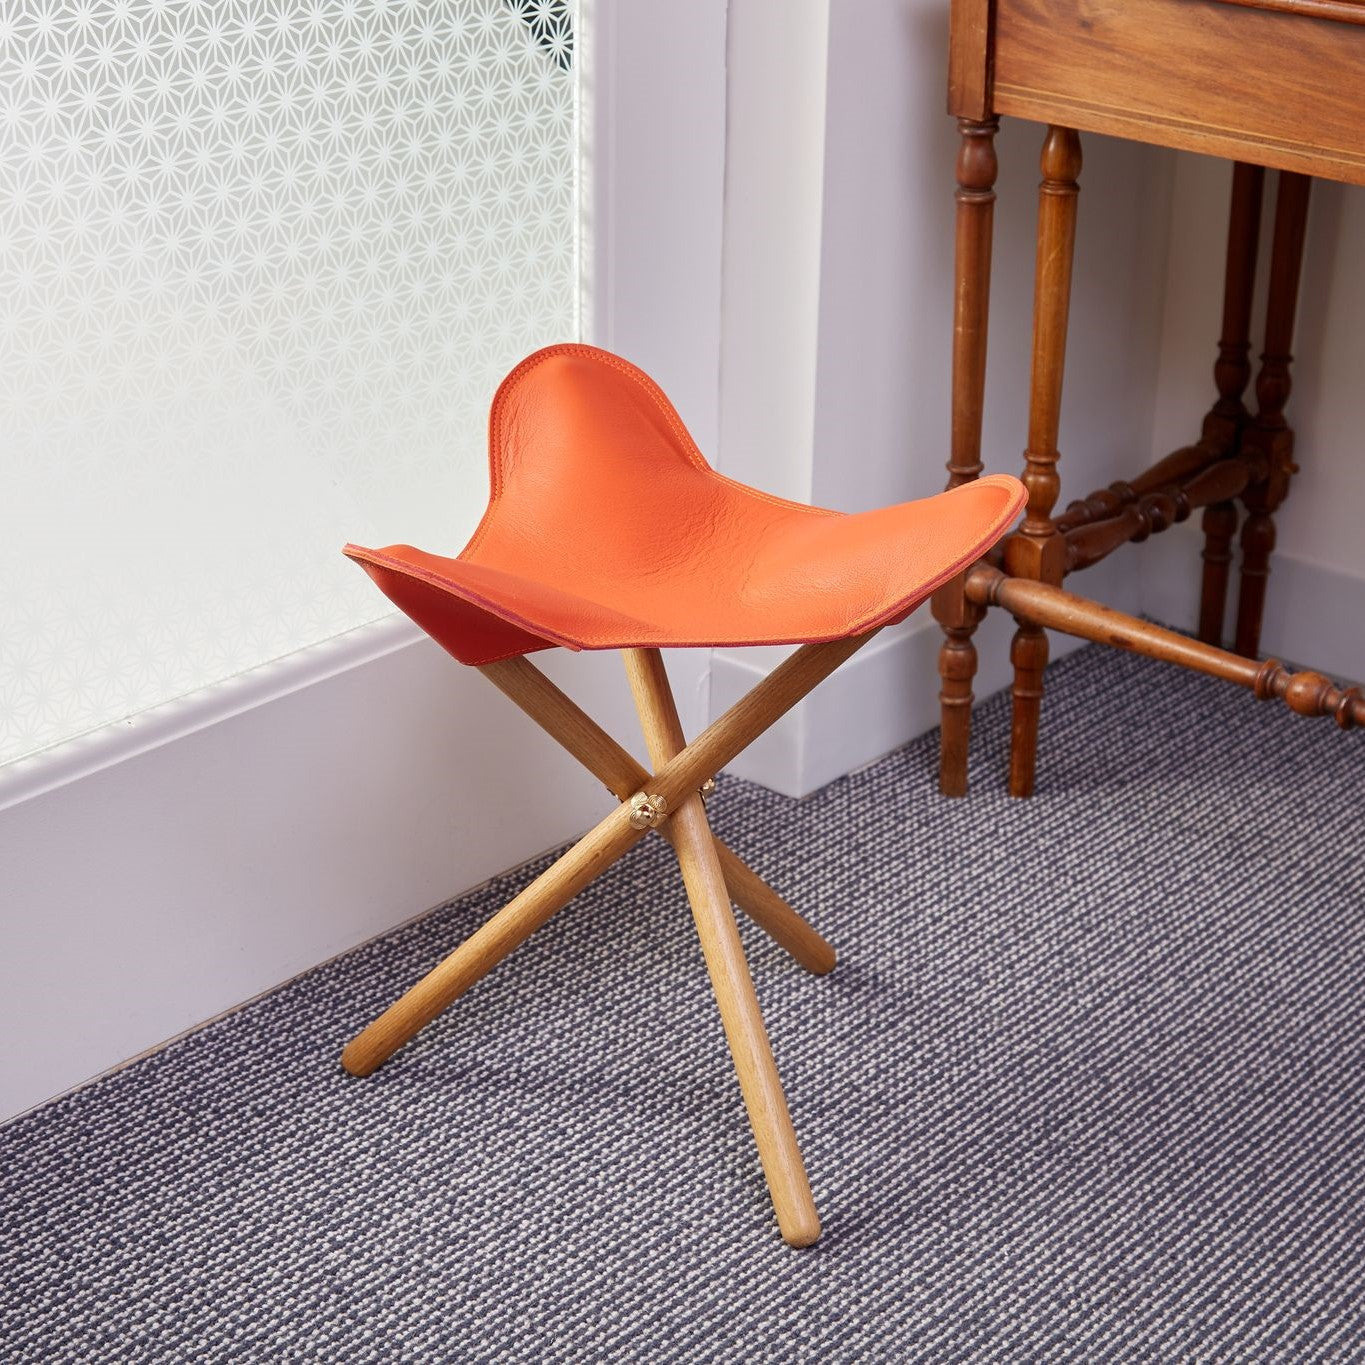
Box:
1234, 171, 1311, 659
1003, 125, 1081, 798
932, 115, 998, 798
1198, 162, 1265, 645
1199, 501, 1239, 646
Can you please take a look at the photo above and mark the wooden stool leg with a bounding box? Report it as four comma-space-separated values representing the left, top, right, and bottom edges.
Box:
343, 631, 877, 1082
624, 649, 821, 1248
932, 115, 999, 797
341, 799, 651, 1077
1003, 125, 1081, 797
479, 656, 836, 974
1234, 171, 1312, 659
711, 843, 835, 975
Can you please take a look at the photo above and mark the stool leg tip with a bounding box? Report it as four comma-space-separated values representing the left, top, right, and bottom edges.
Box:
780, 1212, 822, 1248
340, 1040, 380, 1077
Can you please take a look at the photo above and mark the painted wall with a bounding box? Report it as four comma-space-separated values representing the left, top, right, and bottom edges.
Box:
1141, 155, 1365, 683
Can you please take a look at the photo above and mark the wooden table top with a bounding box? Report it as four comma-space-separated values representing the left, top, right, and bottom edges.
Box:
950, 0, 1365, 186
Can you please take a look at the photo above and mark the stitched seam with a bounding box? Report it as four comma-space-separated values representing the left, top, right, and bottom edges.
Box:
349, 475, 1024, 654
707, 468, 842, 518
345, 546, 582, 651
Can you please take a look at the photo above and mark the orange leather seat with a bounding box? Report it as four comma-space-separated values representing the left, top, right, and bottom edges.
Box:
344, 344, 1025, 665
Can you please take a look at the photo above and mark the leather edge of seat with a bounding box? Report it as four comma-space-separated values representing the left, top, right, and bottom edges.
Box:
342, 473, 1026, 658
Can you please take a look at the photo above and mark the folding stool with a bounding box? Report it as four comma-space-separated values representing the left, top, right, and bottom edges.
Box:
342, 344, 1024, 1245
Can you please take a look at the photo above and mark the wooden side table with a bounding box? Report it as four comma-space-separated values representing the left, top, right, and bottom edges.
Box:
934, 0, 1365, 797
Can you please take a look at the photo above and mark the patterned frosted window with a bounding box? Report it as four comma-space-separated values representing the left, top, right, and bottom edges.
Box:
0, 0, 579, 766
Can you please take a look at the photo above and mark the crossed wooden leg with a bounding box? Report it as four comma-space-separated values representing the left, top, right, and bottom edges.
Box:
623, 647, 820, 1246
478, 654, 835, 975
340, 629, 877, 1245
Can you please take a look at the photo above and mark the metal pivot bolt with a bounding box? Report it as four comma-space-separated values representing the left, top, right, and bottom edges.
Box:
627, 792, 669, 829
698, 777, 717, 802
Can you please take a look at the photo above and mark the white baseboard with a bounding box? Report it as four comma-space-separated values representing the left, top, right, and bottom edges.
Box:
0, 623, 706, 1123
1141, 522, 1365, 683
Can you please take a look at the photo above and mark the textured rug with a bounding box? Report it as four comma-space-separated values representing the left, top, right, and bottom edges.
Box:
3, 642, 1364, 1362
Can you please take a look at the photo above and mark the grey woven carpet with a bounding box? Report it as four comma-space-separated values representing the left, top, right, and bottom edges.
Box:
3, 642, 1364, 1362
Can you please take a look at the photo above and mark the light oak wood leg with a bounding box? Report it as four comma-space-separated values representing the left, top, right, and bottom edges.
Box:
479, 656, 836, 975
624, 649, 822, 1248
711, 843, 835, 976
343, 632, 878, 1076
645, 632, 877, 808
341, 798, 654, 1077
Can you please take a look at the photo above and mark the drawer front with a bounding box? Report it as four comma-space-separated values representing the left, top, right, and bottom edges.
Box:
992, 0, 1365, 185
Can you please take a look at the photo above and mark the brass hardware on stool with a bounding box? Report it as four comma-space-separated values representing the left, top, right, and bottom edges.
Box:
698, 777, 717, 803
627, 792, 669, 829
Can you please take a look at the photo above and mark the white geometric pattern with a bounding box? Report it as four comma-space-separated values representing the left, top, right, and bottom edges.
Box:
0, 0, 578, 767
